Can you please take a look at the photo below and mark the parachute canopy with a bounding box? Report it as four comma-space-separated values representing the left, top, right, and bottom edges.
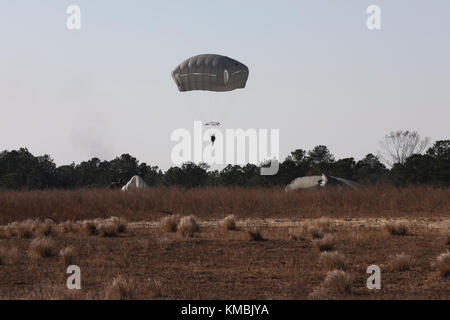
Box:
121, 175, 148, 191
172, 54, 249, 92
205, 121, 221, 126
285, 174, 360, 192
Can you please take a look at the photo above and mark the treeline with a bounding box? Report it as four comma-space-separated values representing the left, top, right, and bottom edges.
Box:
0, 140, 448, 190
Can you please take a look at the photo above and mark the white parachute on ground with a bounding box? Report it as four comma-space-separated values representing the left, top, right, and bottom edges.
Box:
121, 175, 148, 191
285, 174, 360, 192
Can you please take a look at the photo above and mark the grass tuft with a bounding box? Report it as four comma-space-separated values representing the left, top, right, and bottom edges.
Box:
177, 216, 199, 237
434, 251, 450, 277
29, 238, 57, 258
80, 220, 98, 236
104, 276, 136, 300
309, 270, 352, 299
98, 222, 119, 237
248, 228, 266, 241
388, 253, 413, 271
313, 234, 336, 252
59, 247, 76, 266
58, 221, 76, 234
385, 222, 408, 236
319, 251, 345, 271
36, 220, 55, 237
290, 219, 336, 241
160, 215, 181, 233
220, 215, 237, 231
322, 270, 352, 294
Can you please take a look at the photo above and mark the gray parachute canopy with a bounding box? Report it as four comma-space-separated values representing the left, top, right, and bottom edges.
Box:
285, 175, 323, 191
285, 174, 360, 192
171, 54, 249, 92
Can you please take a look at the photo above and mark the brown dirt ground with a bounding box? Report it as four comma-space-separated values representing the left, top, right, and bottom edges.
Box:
0, 217, 449, 300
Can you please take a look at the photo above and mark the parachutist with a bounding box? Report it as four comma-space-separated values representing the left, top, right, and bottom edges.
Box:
211, 134, 216, 145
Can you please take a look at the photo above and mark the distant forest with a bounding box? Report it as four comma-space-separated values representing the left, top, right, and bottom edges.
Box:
0, 140, 448, 190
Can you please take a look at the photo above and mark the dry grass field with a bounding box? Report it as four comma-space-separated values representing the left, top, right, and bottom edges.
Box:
0, 186, 449, 300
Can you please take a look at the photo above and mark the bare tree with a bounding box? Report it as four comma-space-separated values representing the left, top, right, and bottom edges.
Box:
378, 130, 430, 166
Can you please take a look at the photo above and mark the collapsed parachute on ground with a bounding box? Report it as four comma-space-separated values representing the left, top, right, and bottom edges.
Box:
171, 54, 249, 92
285, 174, 360, 192
121, 175, 148, 191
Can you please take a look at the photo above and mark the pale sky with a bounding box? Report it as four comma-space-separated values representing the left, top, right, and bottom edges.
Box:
0, 1, 449, 169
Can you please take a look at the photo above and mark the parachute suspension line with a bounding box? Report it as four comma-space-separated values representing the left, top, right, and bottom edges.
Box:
172, 54, 249, 163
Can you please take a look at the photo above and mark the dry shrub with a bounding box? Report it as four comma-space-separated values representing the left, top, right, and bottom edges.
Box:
116, 218, 128, 233
97, 217, 127, 237
104, 276, 136, 300
29, 238, 57, 258
221, 215, 236, 231
0, 226, 6, 238
98, 223, 118, 237
290, 219, 336, 241
177, 216, 199, 237
17, 220, 38, 238
289, 225, 322, 240
160, 214, 181, 233
389, 253, 413, 271
60, 247, 76, 266
385, 222, 408, 236
313, 234, 336, 252
36, 219, 55, 237
104, 216, 128, 233
72, 217, 127, 237
58, 221, 76, 234
0, 245, 19, 265
248, 228, 266, 241
0, 186, 448, 224
80, 220, 98, 236
434, 251, 450, 277
1, 219, 58, 239
307, 226, 325, 240
309, 270, 352, 299
319, 251, 345, 271
6, 220, 37, 239
288, 228, 306, 240
322, 270, 352, 294
1, 223, 18, 238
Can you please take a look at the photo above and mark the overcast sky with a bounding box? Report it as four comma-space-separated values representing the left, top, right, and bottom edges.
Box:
0, 1, 449, 169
